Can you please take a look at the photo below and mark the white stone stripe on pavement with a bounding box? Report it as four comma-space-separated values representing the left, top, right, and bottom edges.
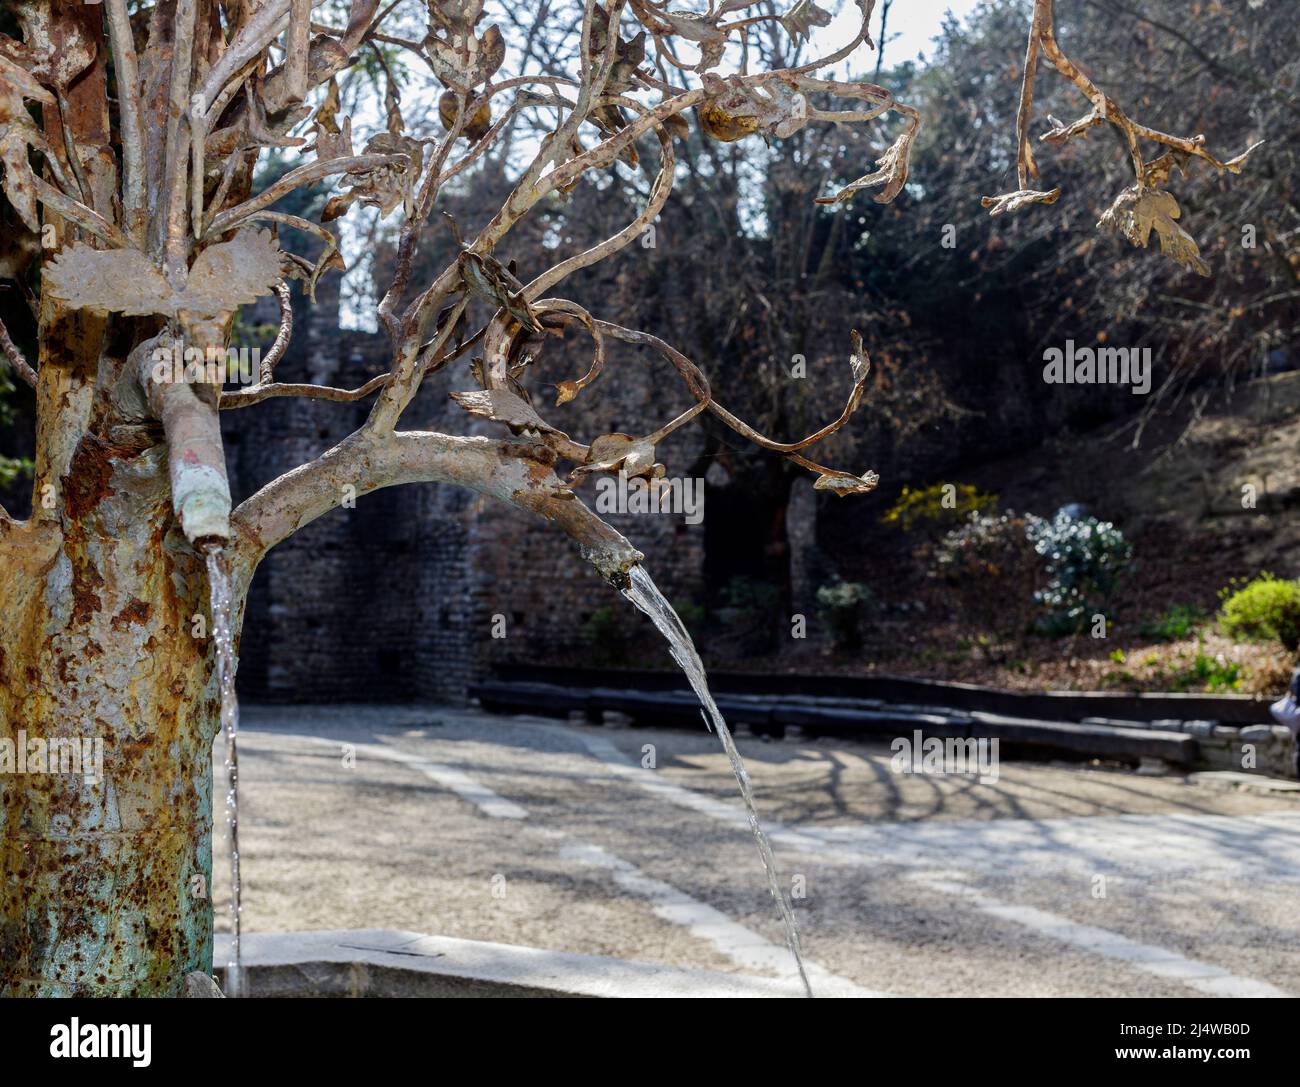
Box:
544, 834, 882, 997
913, 874, 1291, 998
358, 740, 529, 819
798, 810, 1300, 880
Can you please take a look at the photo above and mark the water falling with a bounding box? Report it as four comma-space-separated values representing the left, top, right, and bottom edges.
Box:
204, 545, 244, 999
621, 565, 813, 997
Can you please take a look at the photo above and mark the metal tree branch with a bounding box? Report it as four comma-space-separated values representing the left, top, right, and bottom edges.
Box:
261, 281, 295, 384
230, 431, 644, 582
985, 0, 1263, 275
221, 373, 390, 411
31, 177, 129, 248
159, 0, 199, 279
0, 314, 37, 389
105, 0, 145, 240
137, 334, 233, 544
2, 0, 1261, 562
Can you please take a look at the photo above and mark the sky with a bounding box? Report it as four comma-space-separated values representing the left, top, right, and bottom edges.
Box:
882, 0, 985, 63
819, 0, 985, 70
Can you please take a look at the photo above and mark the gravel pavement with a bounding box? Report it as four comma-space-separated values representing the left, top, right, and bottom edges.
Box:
212, 703, 1300, 997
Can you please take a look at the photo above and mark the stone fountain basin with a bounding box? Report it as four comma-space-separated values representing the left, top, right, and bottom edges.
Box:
213, 930, 812, 997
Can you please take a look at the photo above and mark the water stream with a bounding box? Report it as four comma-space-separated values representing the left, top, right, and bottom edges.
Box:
204, 546, 244, 999
622, 565, 813, 997
200, 549, 807, 996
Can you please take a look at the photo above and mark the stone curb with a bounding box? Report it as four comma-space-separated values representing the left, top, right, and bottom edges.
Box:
213, 930, 821, 998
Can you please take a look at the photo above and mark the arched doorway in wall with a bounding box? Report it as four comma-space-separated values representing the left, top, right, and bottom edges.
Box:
700, 453, 794, 655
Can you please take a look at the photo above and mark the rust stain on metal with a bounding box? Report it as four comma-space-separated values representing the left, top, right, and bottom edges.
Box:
111, 598, 153, 630
61, 435, 117, 521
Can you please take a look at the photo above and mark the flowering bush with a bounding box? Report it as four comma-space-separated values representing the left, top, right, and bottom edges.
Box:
881, 482, 998, 535
1026, 512, 1132, 632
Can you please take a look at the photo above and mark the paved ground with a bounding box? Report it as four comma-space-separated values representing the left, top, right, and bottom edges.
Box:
213, 704, 1300, 997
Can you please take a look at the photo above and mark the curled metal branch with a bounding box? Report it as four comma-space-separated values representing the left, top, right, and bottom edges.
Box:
0, 315, 37, 389
221, 372, 390, 410
261, 281, 294, 383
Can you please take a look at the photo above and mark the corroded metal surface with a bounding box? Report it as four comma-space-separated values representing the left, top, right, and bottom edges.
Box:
0, 422, 234, 995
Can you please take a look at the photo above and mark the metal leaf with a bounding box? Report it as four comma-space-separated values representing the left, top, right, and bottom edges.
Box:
458, 251, 542, 332
1098, 186, 1210, 277
816, 129, 915, 206
779, 0, 833, 44
0, 61, 54, 233
312, 78, 354, 160
324, 134, 420, 221
439, 91, 493, 142
980, 187, 1062, 217
474, 25, 505, 84
450, 388, 558, 436
183, 230, 287, 315
43, 230, 285, 318
572, 432, 664, 481
424, 3, 500, 87
590, 7, 646, 93
849, 330, 870, 387
657, 11, 726, 44
1222, 139, 1265, 175
427, 0, 485, 35
0, 127, 40, 234
813, 469, 880, 495
41, 247, 171, 316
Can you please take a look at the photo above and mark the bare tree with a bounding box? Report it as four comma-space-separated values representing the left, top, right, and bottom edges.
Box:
0, 0, 1260, 995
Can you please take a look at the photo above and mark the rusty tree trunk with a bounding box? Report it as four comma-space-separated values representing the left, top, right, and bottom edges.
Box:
0, 1, 253, 995
0, 347, 246, 996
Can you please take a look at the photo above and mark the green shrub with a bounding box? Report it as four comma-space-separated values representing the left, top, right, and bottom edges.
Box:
1219, 574, 1300, 652
0, 371, 32, 488
1164, 637, 1244, 693
0, 454, 31, 489
720, 576, 780, 613
934, 510, 1044, 648
671, 599, 707, 641
716, 576, 781, 653
1139, 603, 1204, 642
584, 606, 631, 666
1186, 652, 1243, 693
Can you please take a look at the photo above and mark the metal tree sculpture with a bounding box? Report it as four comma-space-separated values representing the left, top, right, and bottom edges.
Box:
0, 0, 1261, 995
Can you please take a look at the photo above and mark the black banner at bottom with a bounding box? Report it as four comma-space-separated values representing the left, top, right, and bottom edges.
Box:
0, 996, 1291, 1074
